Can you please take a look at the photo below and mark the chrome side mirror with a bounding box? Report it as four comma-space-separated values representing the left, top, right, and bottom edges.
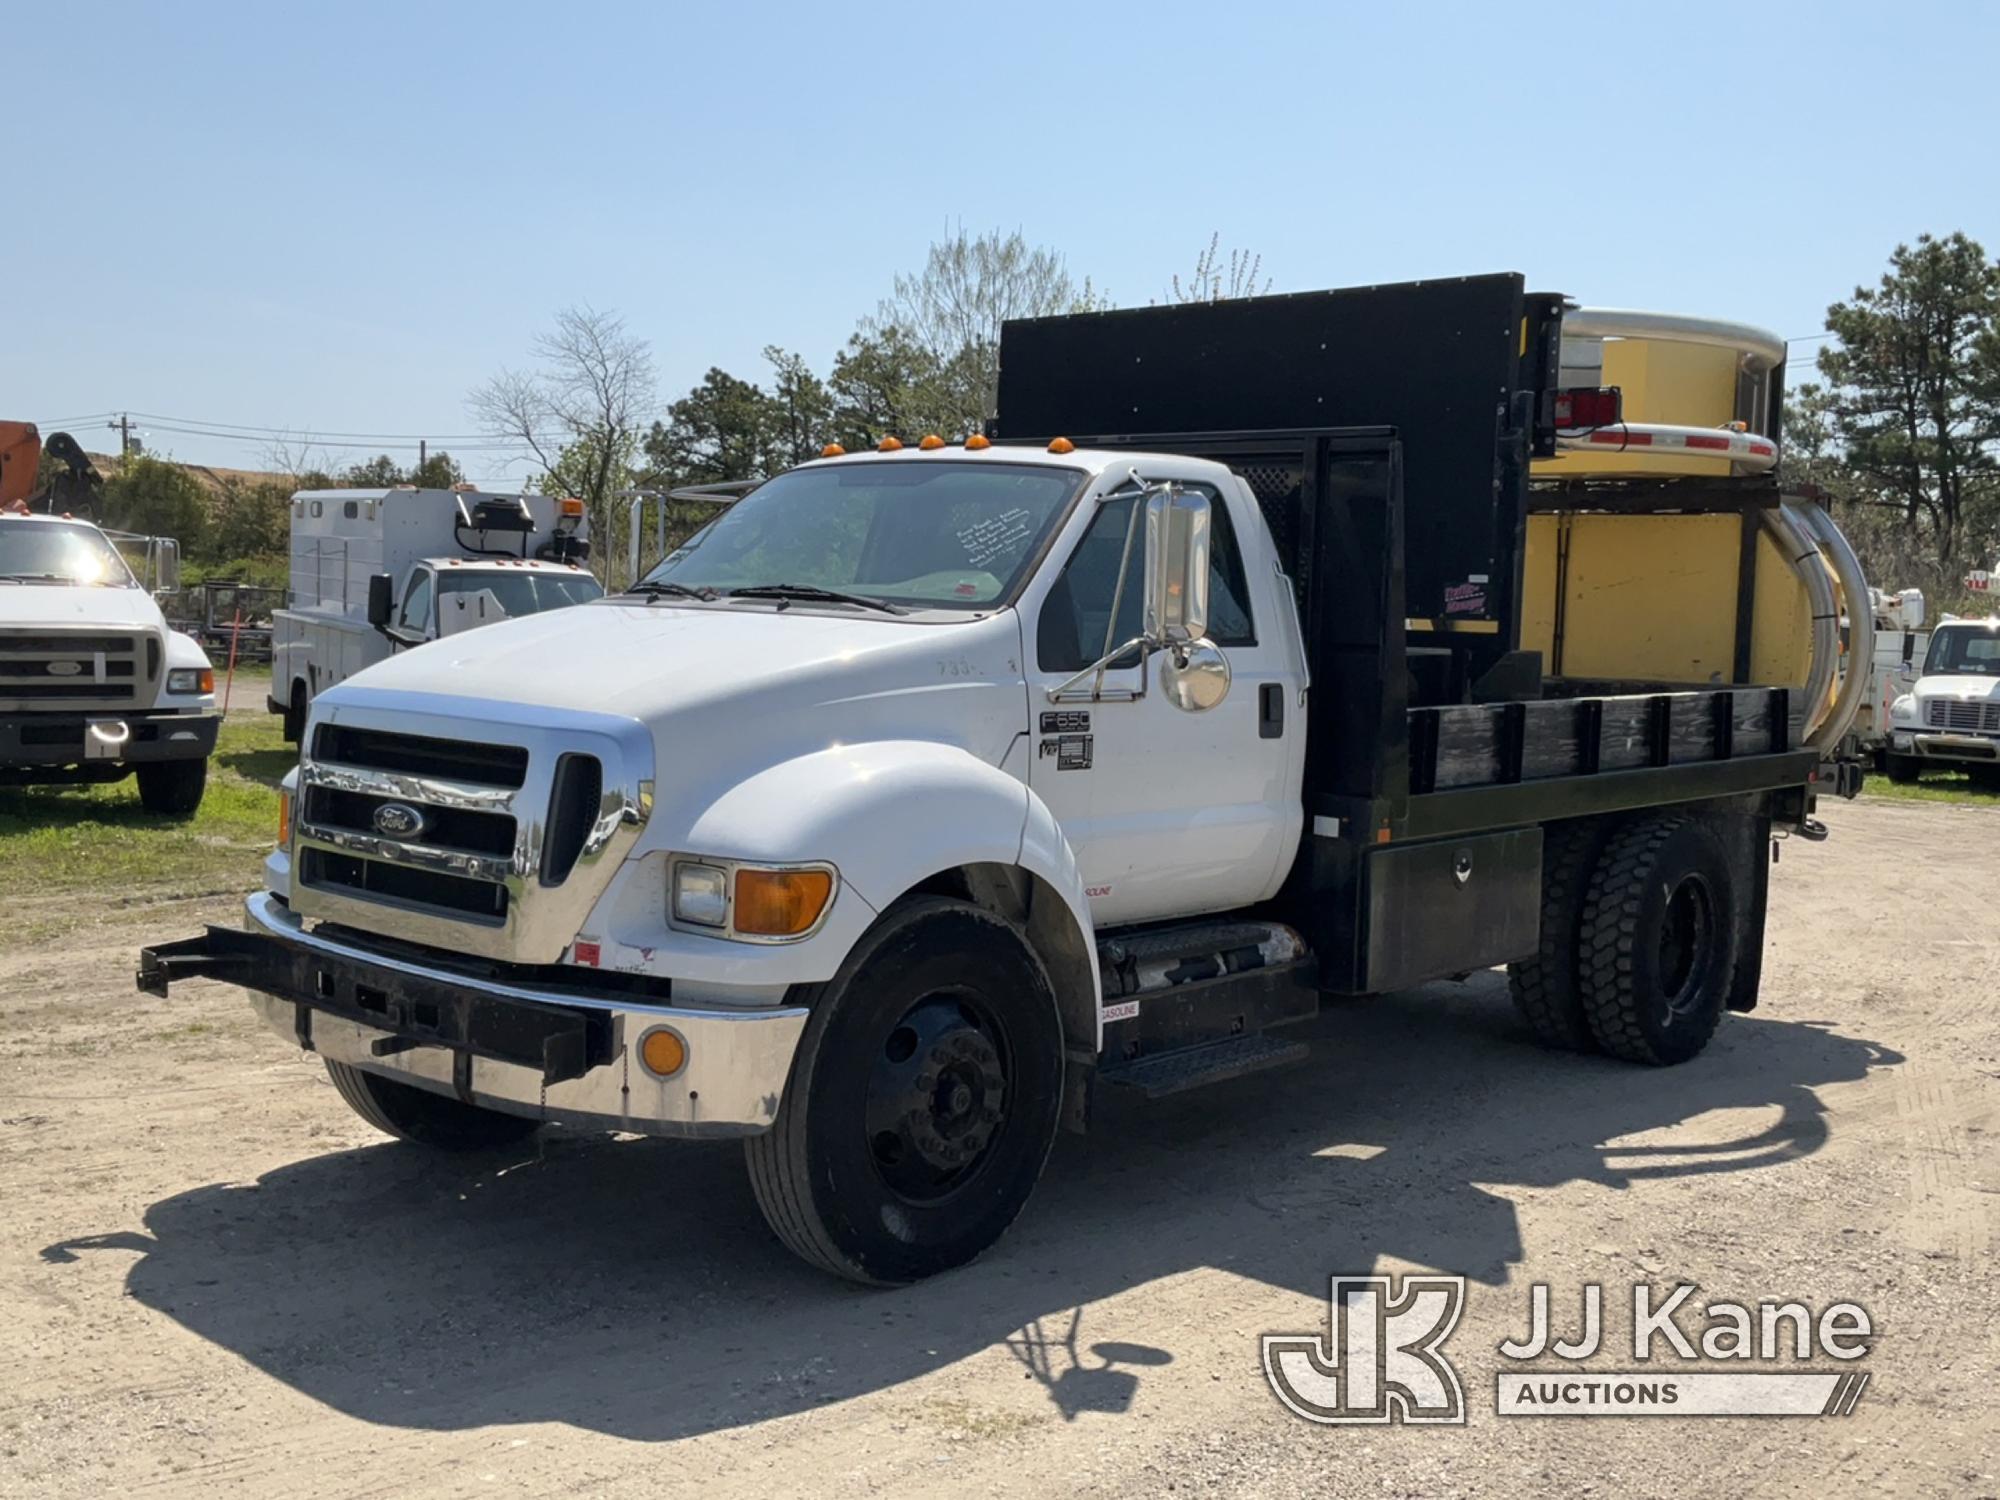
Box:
1143, 489, 1210, 646
1145, 490, 1230, 712
155, 538, 181, 594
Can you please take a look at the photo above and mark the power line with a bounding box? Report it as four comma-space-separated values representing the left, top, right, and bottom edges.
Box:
122, 409, 497, 441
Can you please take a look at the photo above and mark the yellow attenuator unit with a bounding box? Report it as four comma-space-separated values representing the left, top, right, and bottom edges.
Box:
1535, 335, 1740, 480
1520, 514, 1814, 686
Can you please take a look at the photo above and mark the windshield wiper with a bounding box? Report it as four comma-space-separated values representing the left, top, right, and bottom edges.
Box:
725, 583, 906, 615
623, 580, 718, 602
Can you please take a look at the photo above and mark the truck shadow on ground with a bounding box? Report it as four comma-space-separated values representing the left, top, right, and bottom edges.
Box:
44, 973, 1901, 1441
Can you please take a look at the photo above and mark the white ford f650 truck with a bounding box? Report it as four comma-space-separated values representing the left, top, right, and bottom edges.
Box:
143, 277, 1871, 1283
272, 487, 600, 741
2, 512, 219, 813
1883, 617, 2000, 783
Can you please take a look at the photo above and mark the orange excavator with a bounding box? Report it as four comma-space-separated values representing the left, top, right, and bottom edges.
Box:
0, 421, 103, 517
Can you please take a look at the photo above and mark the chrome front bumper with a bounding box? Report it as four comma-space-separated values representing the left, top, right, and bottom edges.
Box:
142, 893, 808, 1140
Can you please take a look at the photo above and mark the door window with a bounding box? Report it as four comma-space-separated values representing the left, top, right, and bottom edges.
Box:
399, 569, 433, 632
1037, 484, 1257, 672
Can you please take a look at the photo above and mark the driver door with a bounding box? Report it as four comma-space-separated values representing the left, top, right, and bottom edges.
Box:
1023, 476, 1298, 927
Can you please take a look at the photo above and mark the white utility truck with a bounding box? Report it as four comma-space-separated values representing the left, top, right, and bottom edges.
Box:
271, 487, 600, 741
1, 513, 218, 813
1883, 617, 2000, 783
145, 277, 1872, 1284
1849, 587, 1928, 758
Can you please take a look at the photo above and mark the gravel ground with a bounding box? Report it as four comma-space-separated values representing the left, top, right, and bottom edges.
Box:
1, 796, 1994, 1499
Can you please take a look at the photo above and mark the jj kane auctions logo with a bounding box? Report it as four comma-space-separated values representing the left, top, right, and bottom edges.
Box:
1264, 1276, 1874, 1423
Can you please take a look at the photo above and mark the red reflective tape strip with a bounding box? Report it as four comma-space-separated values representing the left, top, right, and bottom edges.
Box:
1682, 434, 1732, 450
1585, 429, 1653, 446
1748, 442, 1774, 456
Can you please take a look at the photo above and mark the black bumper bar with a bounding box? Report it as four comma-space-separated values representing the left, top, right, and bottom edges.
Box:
137, 924, 613, 1084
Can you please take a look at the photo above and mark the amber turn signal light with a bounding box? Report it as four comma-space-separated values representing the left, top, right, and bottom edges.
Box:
638, 1026, 688, 1079
277, 792, 292, 849
733, 868, 834, 937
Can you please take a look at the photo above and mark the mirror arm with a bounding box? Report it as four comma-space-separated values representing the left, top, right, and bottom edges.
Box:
1045, 635, 1152, 704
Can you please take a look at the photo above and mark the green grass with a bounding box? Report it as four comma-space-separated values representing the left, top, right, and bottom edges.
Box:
1859, 767, 2000, 807
0, 717, 291, 898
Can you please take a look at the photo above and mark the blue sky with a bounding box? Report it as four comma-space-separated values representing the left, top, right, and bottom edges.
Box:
8, 0, 1996, 483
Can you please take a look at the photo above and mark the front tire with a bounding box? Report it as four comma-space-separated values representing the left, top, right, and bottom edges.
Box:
1578, 815, 1737, 1065
324, 1059, 545, 1150
746, 897, 1066, 1285
1885, 753, 1922, 784
136, 757, 207, 816
283, 682, 308, 745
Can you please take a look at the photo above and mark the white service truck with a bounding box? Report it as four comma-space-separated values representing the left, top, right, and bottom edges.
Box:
1, 513, 218, 813
144, 278, 1872, 1284
1883, 617, 2000, 783
271, 487, 600, 741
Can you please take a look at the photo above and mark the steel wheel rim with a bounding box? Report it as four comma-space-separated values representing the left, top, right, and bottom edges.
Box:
863, 990, 1010, 1205
1657, 873, 1715, 1021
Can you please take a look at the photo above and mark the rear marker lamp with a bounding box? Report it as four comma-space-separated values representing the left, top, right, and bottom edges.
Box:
1552, 386, 1623, 430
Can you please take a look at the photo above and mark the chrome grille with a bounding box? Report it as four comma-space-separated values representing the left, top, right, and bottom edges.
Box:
0, 627, 156, 712
289, 700, 653, 964
1924, 698, 2000, 734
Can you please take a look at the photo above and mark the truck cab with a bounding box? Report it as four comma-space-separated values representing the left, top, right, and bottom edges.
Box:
0, 512, 219, 813
1884, 618, 2000, 782
144, 275, 1871, 1285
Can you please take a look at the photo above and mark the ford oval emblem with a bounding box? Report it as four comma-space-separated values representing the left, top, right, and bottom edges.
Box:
372, 802, 426, 839
46, 660, 84, 677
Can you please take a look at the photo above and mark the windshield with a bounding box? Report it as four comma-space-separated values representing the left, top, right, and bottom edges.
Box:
0, 521, 136, 586
635, 460, 1084, 610
1923, 626, 2000, 678
439, 569, 603, 616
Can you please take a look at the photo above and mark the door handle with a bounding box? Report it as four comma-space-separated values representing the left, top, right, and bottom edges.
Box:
1259, 682, 1284, 739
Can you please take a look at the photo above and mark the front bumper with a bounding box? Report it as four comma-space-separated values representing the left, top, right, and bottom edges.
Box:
137, 892, 809, 1139
1892, 730, 2000, 764
1, 709, 220, 770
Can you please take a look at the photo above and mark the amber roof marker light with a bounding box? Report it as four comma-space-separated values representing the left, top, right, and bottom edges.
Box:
820, 443, 846, 458
964, 433, 992, 451
918, 434, 945, 450
877, 436, 904, 452
1047, 436, 1075, 454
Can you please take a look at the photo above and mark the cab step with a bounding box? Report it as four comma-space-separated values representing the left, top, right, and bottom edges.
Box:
1099, 1033, 1308, 1099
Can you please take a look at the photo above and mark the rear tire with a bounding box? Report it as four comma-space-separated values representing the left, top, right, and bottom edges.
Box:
1507, 819, 1611, 1052
283, 682, 308, 745
1578, 815, 1737, 1065
745, 897, 1066, 1285
324, 1059, 544, 1150
1885, 753, 1921, 784
136, 757, 207, 816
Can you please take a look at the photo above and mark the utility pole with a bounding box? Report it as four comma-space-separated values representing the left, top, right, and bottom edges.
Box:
419, 438, 427, 473
106, 414, 138, 456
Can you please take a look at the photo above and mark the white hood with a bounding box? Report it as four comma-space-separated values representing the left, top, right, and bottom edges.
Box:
319, 599, 1031, 772
0, 583, 165, 632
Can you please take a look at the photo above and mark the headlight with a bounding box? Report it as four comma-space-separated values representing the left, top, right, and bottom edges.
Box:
671, 862, 729, 927
167, 668, 215, 695
1889, 695, 1917, 723
669, 858, 837, 940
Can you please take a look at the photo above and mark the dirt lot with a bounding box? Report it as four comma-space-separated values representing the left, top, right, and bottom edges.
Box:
2, 794, 1996, 1499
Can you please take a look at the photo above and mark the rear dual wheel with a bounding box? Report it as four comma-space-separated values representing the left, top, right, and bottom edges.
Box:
1509, 814, 1738, 1066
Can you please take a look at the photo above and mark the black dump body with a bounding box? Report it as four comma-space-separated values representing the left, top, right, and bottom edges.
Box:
997, 275, 1817, 993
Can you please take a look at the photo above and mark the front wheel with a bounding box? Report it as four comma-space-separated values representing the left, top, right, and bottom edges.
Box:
745, 897, 1066, 1285
1885, 753, 1922, 784
136, 757, 207, 816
